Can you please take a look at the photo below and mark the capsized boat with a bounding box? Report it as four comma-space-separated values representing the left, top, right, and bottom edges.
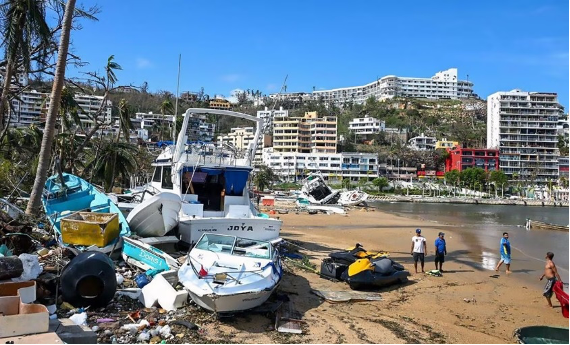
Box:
300, 173, 368, 206
42, 173, 130, 246
126, 192, 182, 237
338, 190, 368, 206
177, 233, 282, 313
514, 326, 569, 344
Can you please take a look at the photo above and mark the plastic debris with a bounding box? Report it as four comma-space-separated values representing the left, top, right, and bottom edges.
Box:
116, 288, 142, 300
137, 331, 151, 342
159, 325, 171, 338
46, 304, 57, 315
116, 273, 124, 285
0, 244, 12, 257
69, 312, 88, 326
91, 326, 100, 332
97, 318, 116, 323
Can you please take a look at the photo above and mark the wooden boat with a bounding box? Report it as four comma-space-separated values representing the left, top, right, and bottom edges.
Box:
42, 173, 130, 247
526, 219, 569, 232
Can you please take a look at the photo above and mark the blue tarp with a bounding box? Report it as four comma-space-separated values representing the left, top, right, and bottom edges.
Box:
224, 168, 250, 196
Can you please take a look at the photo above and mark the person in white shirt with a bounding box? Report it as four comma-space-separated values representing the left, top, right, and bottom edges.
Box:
410, 228, 427, 273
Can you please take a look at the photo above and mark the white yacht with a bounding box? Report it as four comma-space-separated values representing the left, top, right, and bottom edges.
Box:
300, 173, 368, 206
146, 108, 282, 245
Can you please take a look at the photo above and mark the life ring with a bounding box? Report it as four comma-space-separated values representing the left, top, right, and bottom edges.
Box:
350, 193, 359, 201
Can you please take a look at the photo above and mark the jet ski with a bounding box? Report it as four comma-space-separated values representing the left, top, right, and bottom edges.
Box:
341, 257, 410, 290
328, 243, 389, 265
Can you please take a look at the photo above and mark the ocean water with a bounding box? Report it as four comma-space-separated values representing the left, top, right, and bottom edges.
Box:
372, 202, 569, 286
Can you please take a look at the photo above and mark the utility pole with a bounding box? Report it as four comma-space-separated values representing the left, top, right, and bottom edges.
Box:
173, 54, 181, 142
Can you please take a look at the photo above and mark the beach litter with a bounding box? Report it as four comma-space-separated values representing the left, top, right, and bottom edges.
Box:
311, 289, 382, 303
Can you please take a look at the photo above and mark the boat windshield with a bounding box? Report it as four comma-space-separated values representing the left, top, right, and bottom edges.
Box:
195, 234, 271, 259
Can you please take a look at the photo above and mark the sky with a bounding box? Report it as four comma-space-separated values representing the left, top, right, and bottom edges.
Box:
65, 0, 569, 108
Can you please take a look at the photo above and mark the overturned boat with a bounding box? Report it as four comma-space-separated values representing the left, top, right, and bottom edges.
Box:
300, 173, 368, 206
178, 233, 282, 313
126, 192, 182, 237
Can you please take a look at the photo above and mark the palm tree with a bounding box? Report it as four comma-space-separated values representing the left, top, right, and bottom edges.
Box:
0, 0, 51, 128
105, 55, 121, 89
26, 0, 76, 216
372, 177, 389, 193
116, 99, 133, 143
159, 99, 174, 141
84, 141, 138, 192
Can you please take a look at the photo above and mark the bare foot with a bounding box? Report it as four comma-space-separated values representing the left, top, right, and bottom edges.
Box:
506, 270, 512, 275
495, 267, 499, 272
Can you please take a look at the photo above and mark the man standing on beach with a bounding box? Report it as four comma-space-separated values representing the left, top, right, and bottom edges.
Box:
411, 228, 427, 273
495, 232, 512, 274
434, 232, 447, 272
540, 252, 562, 308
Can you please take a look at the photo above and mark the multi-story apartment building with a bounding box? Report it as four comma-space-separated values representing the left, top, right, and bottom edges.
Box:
262, 149, 378, 182
256, 107, 288, 133
348, 115, 385, 135
217, 127, 255, 150
8, 90, 48, 127
557, 113, 569, 140
445, 147, 500, 172
408, 133, 436, 151
558, 157, 569, 180
313, 68, 474, 105
185, 112, 215, 142
209, 98, 231, 110
487, 89, 561, 183
268, 92, 313, 103
74, 94, 113, 129
0, 66, 28, 88
435, 139, 459, 150
273, 111, 337, 154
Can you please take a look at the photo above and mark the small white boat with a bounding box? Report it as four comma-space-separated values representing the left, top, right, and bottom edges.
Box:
307, 205, 346, 214
178, 234, 282, 313
338, 190, 368, 206
126, 192, 182, 237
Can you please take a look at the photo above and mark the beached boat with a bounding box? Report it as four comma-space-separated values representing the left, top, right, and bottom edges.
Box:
142, 108, 282, 245
526, 219, 569, 232
126, 192, 182, 237
177, 233, 282, 312
42, 173, 130, 246
122, 237, 179, 271
514, 326, 569, 344
300, 173, 368, 206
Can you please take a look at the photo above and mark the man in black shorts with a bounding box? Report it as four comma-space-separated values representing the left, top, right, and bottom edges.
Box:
410, 228, 427, 273
434, 232, 447, 272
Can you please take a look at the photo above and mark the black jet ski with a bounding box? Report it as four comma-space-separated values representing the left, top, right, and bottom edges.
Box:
328, 243, 389, 265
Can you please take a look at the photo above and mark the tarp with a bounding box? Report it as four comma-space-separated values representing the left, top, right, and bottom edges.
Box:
224, 168, 250, 196
311, 289, 382, 303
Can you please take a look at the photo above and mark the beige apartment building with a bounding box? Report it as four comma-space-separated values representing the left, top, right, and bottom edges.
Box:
273, 111, 337, 154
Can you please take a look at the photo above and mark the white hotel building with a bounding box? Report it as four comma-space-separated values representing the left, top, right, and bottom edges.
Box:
312, 68, 474, 105
348, 115, 385, 135
262, 149, 379, 183
487, 89, 561, 183
9, 90, 47, 127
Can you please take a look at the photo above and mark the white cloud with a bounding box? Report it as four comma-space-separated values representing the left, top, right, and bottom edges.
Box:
136, 58, 152, 69
225, 88, 243, 104
220, 74, 241, 83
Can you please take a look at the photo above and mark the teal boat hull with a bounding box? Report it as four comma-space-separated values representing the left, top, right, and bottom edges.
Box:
515, 326, 569, 344
42, 173, 130, 246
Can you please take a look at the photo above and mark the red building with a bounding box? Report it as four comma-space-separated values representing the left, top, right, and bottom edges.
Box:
445, 147, 500, 172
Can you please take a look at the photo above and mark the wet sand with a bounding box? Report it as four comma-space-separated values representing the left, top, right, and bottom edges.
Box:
195, 208, 568, 344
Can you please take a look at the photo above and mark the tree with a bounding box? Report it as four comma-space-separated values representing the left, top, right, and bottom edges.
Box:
84, 141, 138, 192
372, 177, 389, 193
444, 169, 460, 196
159, 98, 173, 141
26, 0, 76, 215
254, 165, 277, 191
489, 170, 508, 198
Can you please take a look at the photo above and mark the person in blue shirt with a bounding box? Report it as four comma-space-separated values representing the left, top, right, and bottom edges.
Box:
434, 232, 447, 272
495, 232, 512, 274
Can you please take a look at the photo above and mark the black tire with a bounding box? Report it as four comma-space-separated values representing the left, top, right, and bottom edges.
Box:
60, 251, 117, 307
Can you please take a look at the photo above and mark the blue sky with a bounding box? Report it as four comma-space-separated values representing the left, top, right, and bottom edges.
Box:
67, 0, 569, 108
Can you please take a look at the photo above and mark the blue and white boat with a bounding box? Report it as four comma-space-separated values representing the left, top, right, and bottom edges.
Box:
42, 173, 131, 246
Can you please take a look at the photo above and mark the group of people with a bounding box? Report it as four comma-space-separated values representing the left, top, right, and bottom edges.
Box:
410, 229, 563, 308
410, 228, 447, 273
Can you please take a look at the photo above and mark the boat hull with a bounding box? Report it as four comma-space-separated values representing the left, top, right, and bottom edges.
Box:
187, 285, 277, 313
178, 217, 282, 245
126, 192, 181, 237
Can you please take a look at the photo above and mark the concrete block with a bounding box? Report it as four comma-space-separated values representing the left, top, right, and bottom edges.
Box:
51, 318, 97, 344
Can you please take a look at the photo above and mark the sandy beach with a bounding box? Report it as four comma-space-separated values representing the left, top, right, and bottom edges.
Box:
182, 208, 568, 344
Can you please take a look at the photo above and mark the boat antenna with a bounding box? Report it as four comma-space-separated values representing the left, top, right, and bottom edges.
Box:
173, 54, 181, 142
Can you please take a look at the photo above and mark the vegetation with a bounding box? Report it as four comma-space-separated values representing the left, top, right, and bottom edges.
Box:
254, 165, 278, 191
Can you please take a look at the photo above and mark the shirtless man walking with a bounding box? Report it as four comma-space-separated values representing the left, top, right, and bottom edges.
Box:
539, 252, 562, 308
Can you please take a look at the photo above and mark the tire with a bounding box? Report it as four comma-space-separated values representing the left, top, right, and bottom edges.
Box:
60, 251, 117, 307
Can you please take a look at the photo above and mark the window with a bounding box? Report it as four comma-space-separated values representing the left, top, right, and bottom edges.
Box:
152, 167, 161, 182
161, 166, 173, 189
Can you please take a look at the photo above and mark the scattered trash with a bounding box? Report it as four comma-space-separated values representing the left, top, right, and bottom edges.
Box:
463, 298, 477, 303
159, 325, 171, 338
135, 273, 150, 288
139, 273, 187, 311
91, 325, 100, 332
0, 243, 13, 257
137, 331, 151, 342
311, 289, 383, 303
69, 312, 88, 325
46, 304, 57, 314
116, 273, 124, 285
170, 320, 199, 330
0, 256, 24, 280
116, 288, 142, 299
97, 318, 116, 323
12, 253, 42, 281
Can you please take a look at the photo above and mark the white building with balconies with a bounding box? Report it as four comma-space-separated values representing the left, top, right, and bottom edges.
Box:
262, 149, 378, 183
408, 133, 436, 151
487, 89, 562, 183
313, 68, 474, 106
349, 115, 385, 135
9, 90, 47, 127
